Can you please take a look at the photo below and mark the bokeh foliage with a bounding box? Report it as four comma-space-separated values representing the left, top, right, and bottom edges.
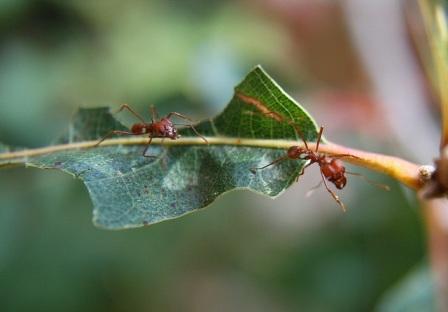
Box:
0, 1, 428, 311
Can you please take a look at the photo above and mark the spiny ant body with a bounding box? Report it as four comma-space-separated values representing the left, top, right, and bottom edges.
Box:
95, 104, 208, 156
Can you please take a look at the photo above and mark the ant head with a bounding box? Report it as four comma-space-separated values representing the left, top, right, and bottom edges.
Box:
169, 127, 178, 139
332, 176, 347, 190
131, 123, 147, 134
287, 146, 308, 159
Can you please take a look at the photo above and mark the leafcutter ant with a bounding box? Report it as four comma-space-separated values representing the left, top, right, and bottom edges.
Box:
95, 104, 208, 157
251, 123, 389, 211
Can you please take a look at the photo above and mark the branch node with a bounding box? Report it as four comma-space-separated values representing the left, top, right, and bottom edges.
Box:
419, 165, 436, 183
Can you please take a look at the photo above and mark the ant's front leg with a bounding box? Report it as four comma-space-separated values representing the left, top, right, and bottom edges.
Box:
167, 112, 208, 144
166, 112, 194, 121
296, 161, 313, 182
95, 130, 138, 147
142, 137, 168, 159
181, 125, 208, 144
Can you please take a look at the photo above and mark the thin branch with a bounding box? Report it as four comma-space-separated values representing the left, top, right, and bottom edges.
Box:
0, 137, 422, 190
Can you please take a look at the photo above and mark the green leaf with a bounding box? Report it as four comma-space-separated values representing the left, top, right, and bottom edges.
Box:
0, 66, 320, 229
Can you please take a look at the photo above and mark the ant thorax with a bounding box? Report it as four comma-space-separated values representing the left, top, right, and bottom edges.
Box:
150, 118, 178, 139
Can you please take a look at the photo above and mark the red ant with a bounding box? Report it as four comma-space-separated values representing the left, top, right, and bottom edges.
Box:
251, 124, 389, 211
95, 104, 208, 156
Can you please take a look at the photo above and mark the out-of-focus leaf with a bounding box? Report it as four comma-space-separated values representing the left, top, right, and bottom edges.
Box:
376, 264, 435, 312
419, 0, 448, 148
0, 66, 320, 229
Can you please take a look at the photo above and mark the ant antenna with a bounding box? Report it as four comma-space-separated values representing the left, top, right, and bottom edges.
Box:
346, 172, 391, 191
250, 155, 290, 174
150, 105, 158, 123
315, 126, 324, 152
287, 122, 310, 150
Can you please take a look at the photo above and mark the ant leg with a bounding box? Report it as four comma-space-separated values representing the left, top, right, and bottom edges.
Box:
250, 155, 289, 174
142, 136, 156, 158
305, 180, 323, 198
315, 126, 324, 152
320, 171, 346, 212
116, 104, 146, 123
175, 124, 208, 144
149, 105, 159, 123
346, 171, 391, 191
296, 161, 313, 182
166, 112, 207, 144
166, 112, 194, 121
95, 130, 138, 147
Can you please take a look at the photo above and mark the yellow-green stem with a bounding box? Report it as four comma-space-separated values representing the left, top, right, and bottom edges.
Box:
0, 136, 422, 190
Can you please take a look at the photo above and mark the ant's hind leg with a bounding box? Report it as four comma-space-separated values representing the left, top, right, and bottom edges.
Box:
320, 171, 346, 212
95, 130, 136, 147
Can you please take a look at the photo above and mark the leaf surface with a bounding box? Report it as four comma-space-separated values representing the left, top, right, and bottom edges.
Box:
1, 66, 320, 229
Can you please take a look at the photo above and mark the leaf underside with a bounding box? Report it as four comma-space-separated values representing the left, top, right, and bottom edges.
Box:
6, 66, 321, 229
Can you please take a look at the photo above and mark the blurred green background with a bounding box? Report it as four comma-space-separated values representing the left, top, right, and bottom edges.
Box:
0, 0, 436, 311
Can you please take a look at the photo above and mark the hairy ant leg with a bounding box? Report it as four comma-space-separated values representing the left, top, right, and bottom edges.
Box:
94, 130, 139, 147
320, 170, 346, 212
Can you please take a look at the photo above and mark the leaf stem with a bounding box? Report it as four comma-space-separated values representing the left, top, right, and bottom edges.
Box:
0, 136, 422, 190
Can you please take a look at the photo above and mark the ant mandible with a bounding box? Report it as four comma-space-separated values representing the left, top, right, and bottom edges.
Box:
95, 104, 208, 157
251, 124, 389, 211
